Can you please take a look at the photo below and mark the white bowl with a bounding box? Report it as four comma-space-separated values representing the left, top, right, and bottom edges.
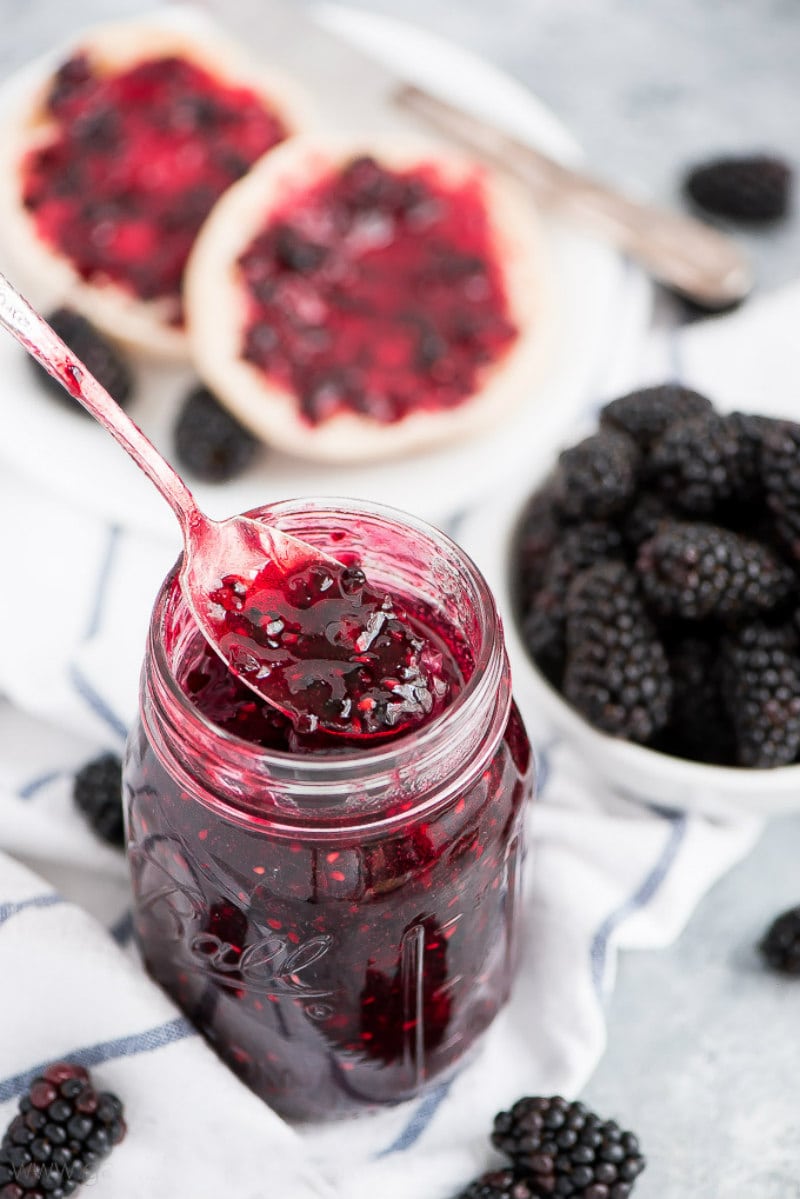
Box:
460, 478, 800, 821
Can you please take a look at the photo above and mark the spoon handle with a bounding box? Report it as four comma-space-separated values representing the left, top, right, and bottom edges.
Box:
0, 274, 201, 538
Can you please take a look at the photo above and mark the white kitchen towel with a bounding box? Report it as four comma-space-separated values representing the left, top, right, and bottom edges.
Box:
0, 855, 337, 1199
4, 278, 796, 1199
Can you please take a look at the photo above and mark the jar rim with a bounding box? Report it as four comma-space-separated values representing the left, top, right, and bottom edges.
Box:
145, 497, 510, 822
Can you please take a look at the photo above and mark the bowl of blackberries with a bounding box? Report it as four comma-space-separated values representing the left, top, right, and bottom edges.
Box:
474, 383, 800, 817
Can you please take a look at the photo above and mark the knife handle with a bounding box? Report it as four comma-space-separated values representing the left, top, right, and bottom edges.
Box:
397, 84, 751, 309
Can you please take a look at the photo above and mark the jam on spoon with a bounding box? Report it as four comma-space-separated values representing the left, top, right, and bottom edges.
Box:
207, 557, 450, 738
0, 274, 439, 739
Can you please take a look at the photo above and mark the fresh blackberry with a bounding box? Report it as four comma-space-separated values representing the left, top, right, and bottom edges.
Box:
760, 906, 800, 975
720, 622, 800, 767
600, 384, 713, 449
761, 419, 800, 548
0, 1061, 125, 1196
552, 524, 626, 580
684, 154, 792, 223
563, 561, 671, 742
513, 482, 563, 607
456, 1169, 536, 1199
621, 490, 673, 549
521, 523, 625, 684
660, 635, 736, 764
72, 753, 124, 849
174, 386, 259, 483
772, 515, 800, 562
492, 1095, 646, 1198
553, 432, 639, 522
647, 412, 749, 516
31, 308, 133, 411
521, 601, 565, 687
637, 522, 793, 621
724, 413, 777, 501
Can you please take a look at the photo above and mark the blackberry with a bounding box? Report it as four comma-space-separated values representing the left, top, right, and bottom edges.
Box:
772, 515, 800, 562
600, 384, 713, 449
720, 622, 800, 767
563, 561, 671, 742
521, 600, 565, 687
550, 524, 625, 581
0, 1061, 125, 1196
621, 490, 673, 549
684, 154, 792, 223
660, 635, 736, 764
637, 522, 793, 621
761, 419, 800, 548
724, 412, 777, 501
513, 483, 563, 606
32, 309, 133, 411
492, 1095, 646, 1198
72, 753, 124, 849
553, 432, 639, 522
521, 523, 625, 684
760, 906, 800, 975
647, 412, 748, 516
457, 1169, 536, 1199
174, 386, 259, 483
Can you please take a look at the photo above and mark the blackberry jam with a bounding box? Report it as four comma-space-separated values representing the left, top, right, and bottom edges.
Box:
238, 156, 518, 424
22, 53, 287, 317
125, 500, 533, 1119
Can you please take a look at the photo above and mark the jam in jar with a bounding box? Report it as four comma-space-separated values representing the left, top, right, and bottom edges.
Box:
124, 499, 534, 1119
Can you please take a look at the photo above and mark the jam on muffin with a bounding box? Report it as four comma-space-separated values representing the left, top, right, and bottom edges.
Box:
186, 135, 551, 461
0, 17, 310, 357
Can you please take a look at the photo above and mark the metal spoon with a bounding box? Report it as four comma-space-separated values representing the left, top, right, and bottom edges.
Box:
0, 274, 380, 735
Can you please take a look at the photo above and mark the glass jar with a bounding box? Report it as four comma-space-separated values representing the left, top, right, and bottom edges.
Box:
124, 499, 534, 1120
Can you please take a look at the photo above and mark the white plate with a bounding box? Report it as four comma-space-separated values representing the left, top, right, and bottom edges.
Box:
0, 5, 651, 538
459, 385, 800, 821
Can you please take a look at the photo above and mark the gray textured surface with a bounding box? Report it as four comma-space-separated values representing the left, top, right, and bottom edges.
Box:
2, 1, 799, 1193
583, 815, 800, 1197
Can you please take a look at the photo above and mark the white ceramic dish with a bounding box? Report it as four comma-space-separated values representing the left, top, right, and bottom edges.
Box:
0, 4, 651, 537
460, 394, 800, 821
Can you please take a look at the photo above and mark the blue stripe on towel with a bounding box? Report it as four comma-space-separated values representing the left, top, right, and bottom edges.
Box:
0, 896, 63, 930
17, 770, 64, 800
589, 812, 688, 996
67, 663, 127, 742
0, 1017, 196, 1104
110, 909, 134, 946
0, 894, 63, 927
534, 738, 559, 796
442, 508, 471, 542
85, 524, 123, 639
375, 1080, 453, 1158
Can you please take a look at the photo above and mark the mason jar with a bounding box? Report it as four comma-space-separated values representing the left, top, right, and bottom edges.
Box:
124, 498, 534, 1120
